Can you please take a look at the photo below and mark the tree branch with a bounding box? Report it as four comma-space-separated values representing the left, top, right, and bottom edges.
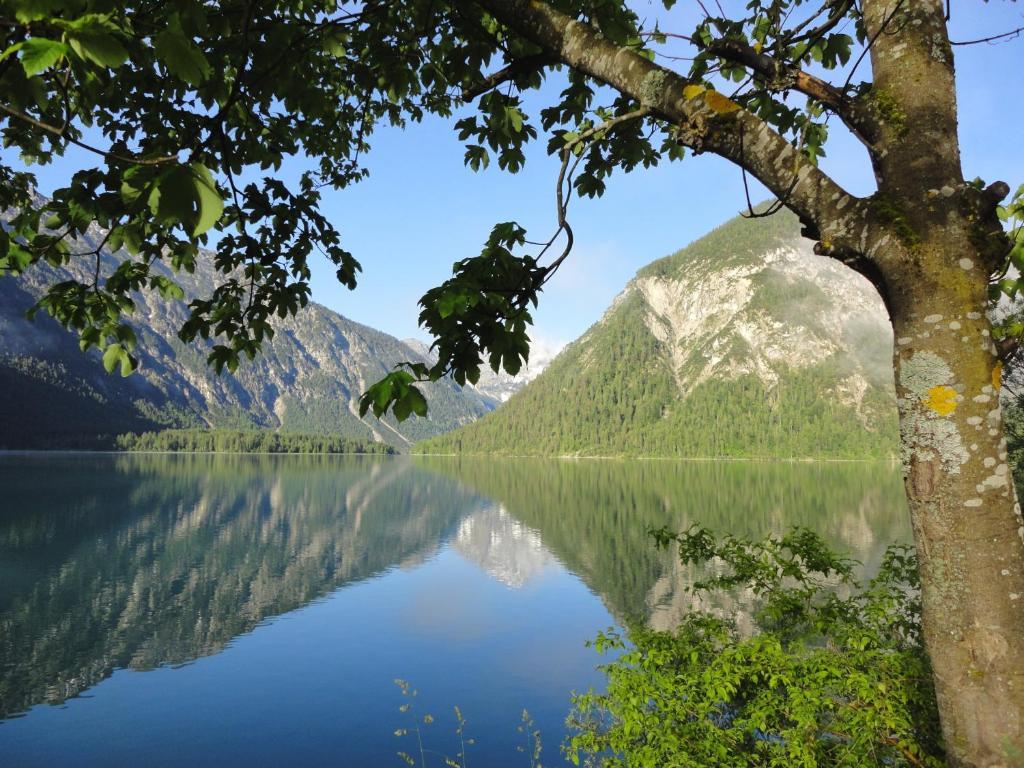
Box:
0, 103, 179, 165
540, 106, 650, 282
461, 53, 556, 101
780, 0, 854, 46
950, 25, 1024, 46
703, 38, 879, 145
470, 0, 875, 267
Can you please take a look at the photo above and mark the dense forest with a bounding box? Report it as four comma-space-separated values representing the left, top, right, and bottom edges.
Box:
115, 429, 394, 455
0, 220, 494, 451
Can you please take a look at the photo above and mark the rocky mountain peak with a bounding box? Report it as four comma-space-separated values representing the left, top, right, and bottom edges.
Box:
418, 209, 899, 458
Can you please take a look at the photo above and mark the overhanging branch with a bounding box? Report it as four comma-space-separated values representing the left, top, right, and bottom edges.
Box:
470, 0, 875, 267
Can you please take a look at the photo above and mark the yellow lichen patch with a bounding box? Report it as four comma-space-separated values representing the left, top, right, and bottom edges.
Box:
704, 90, 741, 114
993, 361, 1003, 392
923, 385, 958, 416
683, 84, 706, 101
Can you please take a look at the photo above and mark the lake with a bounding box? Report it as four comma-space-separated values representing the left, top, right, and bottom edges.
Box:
0, 454, 910, 767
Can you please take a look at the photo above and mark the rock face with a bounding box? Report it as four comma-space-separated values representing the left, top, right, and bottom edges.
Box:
419, 209, 899, 458
0, 223, 496, 449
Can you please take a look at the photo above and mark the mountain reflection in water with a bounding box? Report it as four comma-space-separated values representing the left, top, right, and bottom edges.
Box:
0, 454, 479, 718
0, 453, 909, 765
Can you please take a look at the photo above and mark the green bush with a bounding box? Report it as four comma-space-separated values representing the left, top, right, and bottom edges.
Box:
566, 528, 943, 767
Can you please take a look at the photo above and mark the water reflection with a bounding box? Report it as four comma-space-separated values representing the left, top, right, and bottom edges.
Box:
453, 505, 555, 588
418, 457, 911, 628
0, 454, 479, 719
0, 453, 910, 733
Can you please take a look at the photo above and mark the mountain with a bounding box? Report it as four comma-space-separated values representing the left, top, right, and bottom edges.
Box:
0, 222, 496, 450
418, 209, 899, 459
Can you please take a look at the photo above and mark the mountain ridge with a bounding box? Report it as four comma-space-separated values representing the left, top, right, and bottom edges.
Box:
417, 209, 899, 459
0, 220, 496, 449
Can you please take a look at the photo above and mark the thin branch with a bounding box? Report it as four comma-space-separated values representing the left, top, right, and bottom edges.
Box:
840, 0, 907, 100
783, 0, 855, 47
739, 119, 801, 220
0, 103, 179, 165
540, 106, 650, 285
461, 53, 556, 101
951, 25, 1024, 46
704, 38, 877, 145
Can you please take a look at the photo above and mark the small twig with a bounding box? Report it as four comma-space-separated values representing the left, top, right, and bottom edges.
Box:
782, 0, 855, 48
951, 25, 1024, 46
539, 106, 650, 284
738, 119, 799, 219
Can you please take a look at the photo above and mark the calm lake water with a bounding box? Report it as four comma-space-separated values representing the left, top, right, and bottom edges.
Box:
0, 454, 910, 767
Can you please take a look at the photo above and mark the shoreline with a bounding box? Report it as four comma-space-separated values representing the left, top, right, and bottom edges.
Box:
414, 452, 899, 464
0, 448, 899, 464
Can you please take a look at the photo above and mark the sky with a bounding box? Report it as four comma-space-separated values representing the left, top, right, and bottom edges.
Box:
16, 1, 1024, 353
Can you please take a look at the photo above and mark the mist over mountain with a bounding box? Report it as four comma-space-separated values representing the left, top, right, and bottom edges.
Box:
419, 209, 899, 459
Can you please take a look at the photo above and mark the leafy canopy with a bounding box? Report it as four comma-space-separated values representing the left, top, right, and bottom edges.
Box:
0, 0, 1018, 415
1, 0, 417, 373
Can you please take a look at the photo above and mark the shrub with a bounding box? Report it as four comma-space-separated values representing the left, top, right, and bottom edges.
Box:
566, 527, 943, 767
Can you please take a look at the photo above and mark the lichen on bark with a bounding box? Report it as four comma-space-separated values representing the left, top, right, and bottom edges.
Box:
898, 350, 968, 475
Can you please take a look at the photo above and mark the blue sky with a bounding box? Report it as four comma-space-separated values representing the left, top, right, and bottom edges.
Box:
19, 2, 1024, 351
306, 1, 1024, 349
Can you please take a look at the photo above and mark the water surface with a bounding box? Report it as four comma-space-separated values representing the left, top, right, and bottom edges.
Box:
0, 454, 909, 766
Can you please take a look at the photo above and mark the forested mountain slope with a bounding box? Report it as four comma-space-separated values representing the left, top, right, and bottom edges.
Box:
419, 210, 899, 458
0, 221, 495, 449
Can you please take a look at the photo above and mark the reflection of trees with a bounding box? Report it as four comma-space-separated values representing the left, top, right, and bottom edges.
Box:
0, 455, 912, 721
0, 455, 479, 718
417, 457, 910, 627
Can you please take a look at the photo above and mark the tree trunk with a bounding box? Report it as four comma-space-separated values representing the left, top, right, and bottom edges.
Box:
889, 236, 1024, 767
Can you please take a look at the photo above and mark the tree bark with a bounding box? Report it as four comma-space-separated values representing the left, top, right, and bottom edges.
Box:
886, 225, 1024, 767
863, 2, 1024, 760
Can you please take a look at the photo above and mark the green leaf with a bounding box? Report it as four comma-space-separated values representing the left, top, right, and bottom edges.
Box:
65, 15, 129, 69
152, 275, 186, 300
407, 387, 428, 418
393, 395, 411, 421
154, 22, 212, 85
13, 0, 62, 23
152, 165, 196, 229
102, 344, 121, 373
507, 106, 523, 133
190, 163, 223, 236
119, 351, 136, 377
18, 38, 68, 75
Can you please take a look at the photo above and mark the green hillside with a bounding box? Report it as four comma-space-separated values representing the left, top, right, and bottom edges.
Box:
418, 211, 899, 459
